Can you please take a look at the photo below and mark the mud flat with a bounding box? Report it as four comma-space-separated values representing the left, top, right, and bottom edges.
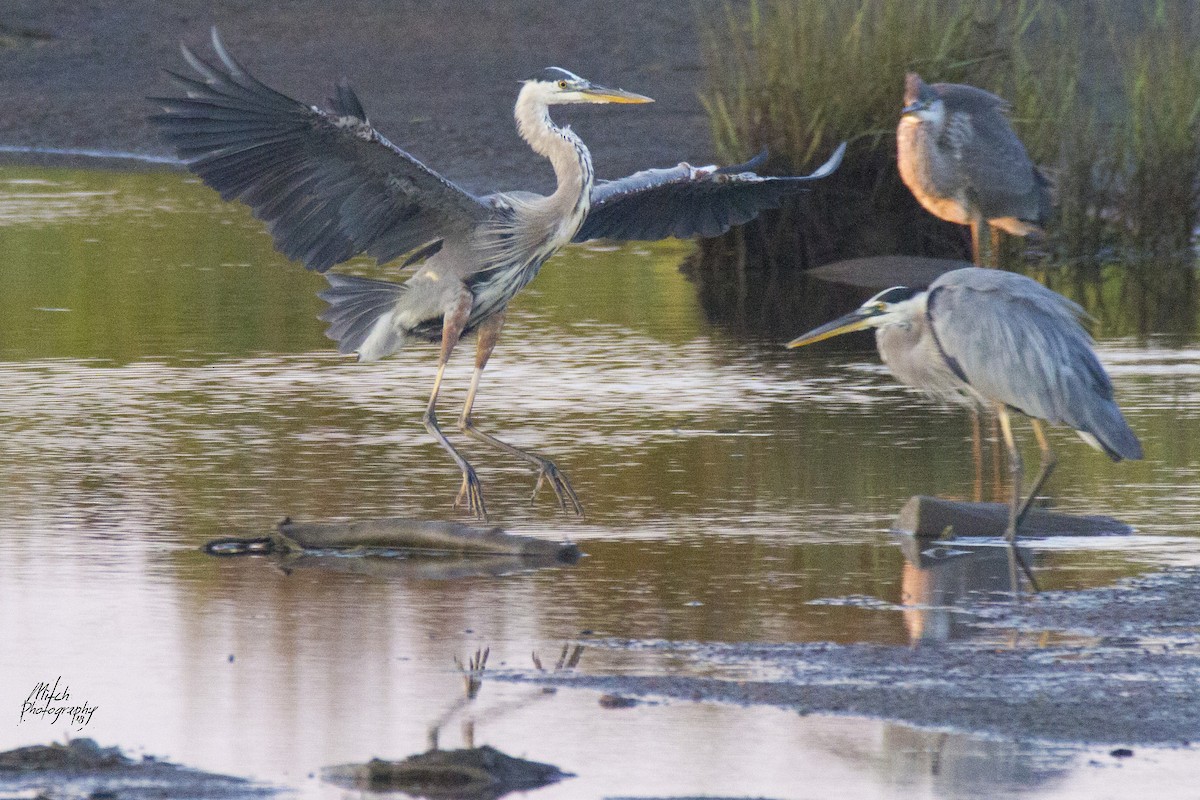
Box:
511, 567, 1200, 745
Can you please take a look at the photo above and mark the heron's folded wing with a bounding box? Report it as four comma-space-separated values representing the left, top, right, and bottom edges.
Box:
937, 87, 1039, 207
926, 269, 1138, 458
150, 29, 489, 273
573, 142, 845, 243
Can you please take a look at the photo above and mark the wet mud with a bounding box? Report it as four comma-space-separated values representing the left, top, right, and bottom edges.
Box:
0, 739, 276, 799
511, 567, 1200, 746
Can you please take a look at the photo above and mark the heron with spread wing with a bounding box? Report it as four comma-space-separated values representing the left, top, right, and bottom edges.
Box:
151, 29, 845, 519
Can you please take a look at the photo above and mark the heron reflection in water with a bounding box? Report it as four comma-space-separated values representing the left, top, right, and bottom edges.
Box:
151, 29, 845, 519
897, 73, 1051, 267
786, 267, 1143, 588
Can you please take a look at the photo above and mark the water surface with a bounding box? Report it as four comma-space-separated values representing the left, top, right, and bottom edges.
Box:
1, 166, 1198, 798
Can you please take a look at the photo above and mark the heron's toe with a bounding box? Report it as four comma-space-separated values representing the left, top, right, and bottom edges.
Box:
530, 460, 584, 516
453, 468, 488, 521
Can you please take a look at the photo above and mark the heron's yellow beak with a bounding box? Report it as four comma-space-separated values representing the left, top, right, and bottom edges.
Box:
785, 309, 876, 349
581, 86, 654, 104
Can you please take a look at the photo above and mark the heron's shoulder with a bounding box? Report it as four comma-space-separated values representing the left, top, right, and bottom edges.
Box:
930, 268, 1085, 320
934, 83, 1011, 115
479, 190, 546, 216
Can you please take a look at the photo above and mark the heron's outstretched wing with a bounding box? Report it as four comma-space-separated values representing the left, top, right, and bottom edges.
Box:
927, 268, 1141, 460
573, 142, 846, 242
150, 28, 489, 273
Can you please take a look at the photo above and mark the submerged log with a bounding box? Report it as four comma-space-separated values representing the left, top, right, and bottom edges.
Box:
321, 745, 570, 799
893, 496, 1133, 539
808, 255, 970, 291
274, 517, 579, 561
203, 517, 580, 563
277, 553, 572, 580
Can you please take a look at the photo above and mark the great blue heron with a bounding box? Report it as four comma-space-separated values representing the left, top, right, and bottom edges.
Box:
151, 30, 845, 519
897, 73, 1051, 266
785, 267, 1142, 579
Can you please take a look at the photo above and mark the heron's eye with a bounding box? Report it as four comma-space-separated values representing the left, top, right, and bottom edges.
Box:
557, 80, 569, 89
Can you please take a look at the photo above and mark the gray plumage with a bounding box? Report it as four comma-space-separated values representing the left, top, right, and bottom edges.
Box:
150, 29, 843, 519
922, 268, 1141, 461
897, 73, 1051, 262
787, 267, 1142, 554
575, 144, 845, 242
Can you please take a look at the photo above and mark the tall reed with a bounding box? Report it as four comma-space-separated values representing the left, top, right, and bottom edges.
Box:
700, 0, 1200, 276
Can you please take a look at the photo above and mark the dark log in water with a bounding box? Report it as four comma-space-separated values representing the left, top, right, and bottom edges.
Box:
203, 518, 580, 562
275, 517, 579, 560
321, 746, 570, 798
808, 255, 971, 291
893, 495, 1133, 539
275, 553, 572, 580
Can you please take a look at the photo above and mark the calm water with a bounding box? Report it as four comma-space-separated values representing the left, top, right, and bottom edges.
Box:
2, 166, 1200, 798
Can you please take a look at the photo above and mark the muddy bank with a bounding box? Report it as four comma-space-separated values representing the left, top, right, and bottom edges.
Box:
0, 738, 276, 799
509, 567, 1200, 745
1, 0, 716, 192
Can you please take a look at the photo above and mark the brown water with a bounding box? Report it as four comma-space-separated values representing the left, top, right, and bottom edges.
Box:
2, 165, 1199, 798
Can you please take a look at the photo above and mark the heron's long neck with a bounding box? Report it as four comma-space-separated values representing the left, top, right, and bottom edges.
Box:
514, 89, 593, 214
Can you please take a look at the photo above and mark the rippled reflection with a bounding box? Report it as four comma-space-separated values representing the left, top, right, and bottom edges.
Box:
2, 166, 1199, 798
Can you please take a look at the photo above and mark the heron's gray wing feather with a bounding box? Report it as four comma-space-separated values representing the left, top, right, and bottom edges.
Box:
937, 86, 1039, 211
573, 142, 845, 242
150, 29, 488, 273
928, 268, 1141, 459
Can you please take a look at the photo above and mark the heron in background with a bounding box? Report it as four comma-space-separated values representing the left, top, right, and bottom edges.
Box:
897, 73, 1051, 267
786, 267, 1143, 588
151, 29, 845, 520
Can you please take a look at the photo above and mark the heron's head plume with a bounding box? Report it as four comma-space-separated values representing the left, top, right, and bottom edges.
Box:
521, 67, 653, 105
901, 72, 942, 121
785, 286, 924, 349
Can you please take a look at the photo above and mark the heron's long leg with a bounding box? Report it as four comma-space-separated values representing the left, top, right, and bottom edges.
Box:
970, 213, 994, 267
423, 292, 487, 520
971, 411, 984, 503
456, 311, 584, 515
996, 403, 1040, 592
1015, 418, 1057, 527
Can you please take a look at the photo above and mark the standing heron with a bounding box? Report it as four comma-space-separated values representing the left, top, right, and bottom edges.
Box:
785, 267, 1142, 586
897, 73, 1051, 266
151, 29, 845, 519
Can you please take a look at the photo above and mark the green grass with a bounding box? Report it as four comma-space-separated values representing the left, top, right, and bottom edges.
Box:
700, 0, 1200, 272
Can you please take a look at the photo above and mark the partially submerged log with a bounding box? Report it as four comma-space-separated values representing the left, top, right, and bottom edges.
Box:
277, 553, 569, 580
204, 517, 580, 563
809, 255, 970, 291
322, 746, 570, 799
275, 517, 579, 560
894, 495, 1133, 539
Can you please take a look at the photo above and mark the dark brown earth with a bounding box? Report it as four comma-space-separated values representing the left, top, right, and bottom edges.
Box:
0, 738, 275, 798
0, 0, 718, 191
513, 568, 1200, 746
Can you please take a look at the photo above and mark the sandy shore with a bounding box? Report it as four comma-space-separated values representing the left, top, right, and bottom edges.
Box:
1, 1, 719, 192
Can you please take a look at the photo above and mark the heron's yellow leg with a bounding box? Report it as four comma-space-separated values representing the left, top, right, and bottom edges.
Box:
996, 403, 1040, 593
1016, 418, 1057, 525
456, 311, 583, 515
423, 290, 487, 520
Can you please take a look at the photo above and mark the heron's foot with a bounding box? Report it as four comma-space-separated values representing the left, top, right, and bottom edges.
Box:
530, 457, 584, 516
453, 467, 488, 521
532, 642, 585, 673
454, 646, 489, 699
1003, 533, 1041, 594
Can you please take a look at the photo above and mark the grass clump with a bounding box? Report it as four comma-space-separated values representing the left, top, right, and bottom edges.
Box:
700, 0, 1200, 283
700, 0, 1043, 266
